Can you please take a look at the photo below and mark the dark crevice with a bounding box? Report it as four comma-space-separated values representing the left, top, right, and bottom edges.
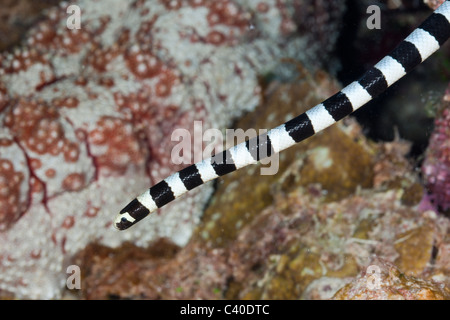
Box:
335, 0, 363, 84
334, 1, 443, 161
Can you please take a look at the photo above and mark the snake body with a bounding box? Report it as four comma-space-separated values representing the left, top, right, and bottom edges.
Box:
115, 1, 450, 231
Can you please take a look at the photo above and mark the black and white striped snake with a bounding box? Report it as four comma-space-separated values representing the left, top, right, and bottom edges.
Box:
114, 1, 450, 231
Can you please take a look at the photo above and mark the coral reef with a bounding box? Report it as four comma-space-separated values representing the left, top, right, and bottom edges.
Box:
2, 0, 447, 301
72, 1, 450, 301
422, 89, 450, 213
333, 258, 449, 300
0, 0, 344, 298
73, 80, 449, 300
